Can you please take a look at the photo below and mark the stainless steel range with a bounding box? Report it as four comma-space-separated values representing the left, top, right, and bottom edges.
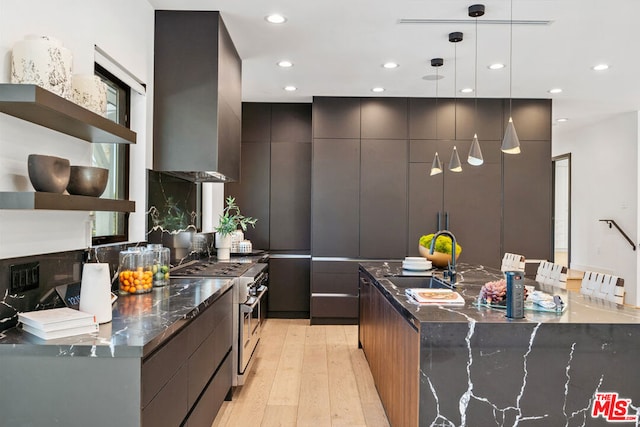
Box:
171, 259, 268, 386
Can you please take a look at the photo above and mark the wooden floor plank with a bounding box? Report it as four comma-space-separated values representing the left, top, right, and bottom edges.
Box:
261, 404, 298, 427
211, 321, 389, 427
326, 325, 368, 426
297, 326, 331, 427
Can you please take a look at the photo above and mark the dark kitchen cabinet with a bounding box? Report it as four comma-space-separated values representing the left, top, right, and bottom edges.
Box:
242, 103, 271, 142
312, 138, 360, 257
270, 142, 311, 250
503, 140, 552, 261
312, 97, 361, 139
361, 98, 408, 139
142, 289, 232, 427
225, 142, 270, 249
311, 261, 359, 324
271, 103, 312, 142
408, 139, 502, 268
504, 99, 552, 141
268, 257, 310, 317
455, 98, 505, 141
360, 139, 408, 259
409, 97, 456, 140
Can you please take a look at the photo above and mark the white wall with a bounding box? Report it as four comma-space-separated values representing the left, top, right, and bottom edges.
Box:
0, 0, 154, 257
553, 111, 639, 306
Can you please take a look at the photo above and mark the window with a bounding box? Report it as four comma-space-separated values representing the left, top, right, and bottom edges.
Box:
92, 63, 130, 244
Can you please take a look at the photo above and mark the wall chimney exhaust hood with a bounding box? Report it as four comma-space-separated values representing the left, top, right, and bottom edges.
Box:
153, 11, 241, 183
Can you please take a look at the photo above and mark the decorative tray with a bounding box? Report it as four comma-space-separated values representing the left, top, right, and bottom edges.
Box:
475, 299, 566, 314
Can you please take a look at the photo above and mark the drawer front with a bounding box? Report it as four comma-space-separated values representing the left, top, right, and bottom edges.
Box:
185, 352, 232, 427
142, 364, 189, 427
142, 325, 189, 408
311, 294, 359, 318
187, 289, 231, 354
312, 272, 358, 295
312, 260, 359, 274
187, 309, 232, 407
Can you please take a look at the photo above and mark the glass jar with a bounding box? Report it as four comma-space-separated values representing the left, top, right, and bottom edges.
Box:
146, 244, 170, 287
118, 248, 152, 294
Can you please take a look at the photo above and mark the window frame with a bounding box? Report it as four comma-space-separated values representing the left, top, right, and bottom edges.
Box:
92, 63, 131, 246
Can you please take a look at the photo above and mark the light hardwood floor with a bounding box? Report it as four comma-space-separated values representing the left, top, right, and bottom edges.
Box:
212, 319, 391, 427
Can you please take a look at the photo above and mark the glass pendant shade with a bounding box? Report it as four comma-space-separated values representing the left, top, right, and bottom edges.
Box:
430, 152, 443, 176
501, 117, 521, 154
449, 146, 462, 172
467, 134, 484, 166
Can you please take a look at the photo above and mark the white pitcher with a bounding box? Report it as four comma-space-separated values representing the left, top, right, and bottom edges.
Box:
79, 263, 112, 324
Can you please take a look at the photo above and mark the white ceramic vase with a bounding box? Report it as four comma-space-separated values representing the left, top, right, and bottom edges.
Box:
71, 74, 107, 116
215, 233, 232, 260
11, 35, 73, 99
79, 263, 112, 324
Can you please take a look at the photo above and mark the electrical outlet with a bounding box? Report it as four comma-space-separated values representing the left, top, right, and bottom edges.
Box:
9, 262, 40, 293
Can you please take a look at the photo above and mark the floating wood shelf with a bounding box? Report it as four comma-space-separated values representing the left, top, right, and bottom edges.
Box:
0, 192, 135, 212
0, 84, 136, 144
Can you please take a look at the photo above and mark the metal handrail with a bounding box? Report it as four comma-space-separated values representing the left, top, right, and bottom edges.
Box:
599, 219, 636, 251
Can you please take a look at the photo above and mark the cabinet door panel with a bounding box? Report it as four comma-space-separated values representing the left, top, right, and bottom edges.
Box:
225, 142, 270, 249
268, 257, 310, 314
504, 99, 552, 141
361, 98, 408, 139
271, 103, 312, 142
270, 142, 311, 250
312, 139, 360, 257
409, 98, 456, 140
242, 103, 271, 142
503, 140, 552, 260
360, 139, 408, 258
311, 272, 358, 295
455, 98, 504, 141
408, 162, 442, 256
311, 295, 359, 318
312, 97, 361, 139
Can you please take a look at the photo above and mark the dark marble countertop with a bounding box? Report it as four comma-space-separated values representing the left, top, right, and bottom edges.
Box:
360, 261, 640, 325
0, 277, 233, 358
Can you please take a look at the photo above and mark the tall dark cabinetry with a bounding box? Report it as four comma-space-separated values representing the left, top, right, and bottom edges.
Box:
226, 103, 312, 318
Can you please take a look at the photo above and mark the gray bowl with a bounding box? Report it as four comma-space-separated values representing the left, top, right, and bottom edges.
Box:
66, 166, 109, 197
28, 154, 71, 193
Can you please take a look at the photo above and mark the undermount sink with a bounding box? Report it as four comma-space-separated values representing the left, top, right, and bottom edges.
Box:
385, 275, 455, 290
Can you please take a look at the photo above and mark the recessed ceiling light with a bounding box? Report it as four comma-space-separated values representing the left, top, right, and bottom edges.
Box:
548, 88, 563, 94
460, 88, 473, 93
488, 63, 505, 70
277, 60, 293, 68
383, 62, 399, 69
592, 63, 609, 71
265, 14, 287, 24
557, 118, 569, 122
284, 85, 297, 92
372, 87, 385, 93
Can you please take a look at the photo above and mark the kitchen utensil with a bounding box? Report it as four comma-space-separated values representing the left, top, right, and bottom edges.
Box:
79, 263, 112, 324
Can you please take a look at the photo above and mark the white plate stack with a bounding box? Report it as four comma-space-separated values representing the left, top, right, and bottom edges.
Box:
402, 257, 432, 272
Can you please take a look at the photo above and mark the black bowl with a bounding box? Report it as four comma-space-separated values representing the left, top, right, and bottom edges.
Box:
27, 154, 70, 193
66, 166, 109, 197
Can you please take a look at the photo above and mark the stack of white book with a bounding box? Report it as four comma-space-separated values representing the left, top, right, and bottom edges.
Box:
18, 307, 99, 340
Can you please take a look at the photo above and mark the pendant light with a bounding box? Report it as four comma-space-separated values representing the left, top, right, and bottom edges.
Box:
429, 57, 444, 176
501, 0, 521, 154
467, 4, 484, 166
449, 31, 463, 173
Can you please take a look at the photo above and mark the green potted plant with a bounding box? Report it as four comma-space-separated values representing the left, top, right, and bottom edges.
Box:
418, 233, 462, 268
214, 196, 257, 259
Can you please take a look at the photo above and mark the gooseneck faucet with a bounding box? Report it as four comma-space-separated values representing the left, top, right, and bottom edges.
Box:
429, 230, 457, 286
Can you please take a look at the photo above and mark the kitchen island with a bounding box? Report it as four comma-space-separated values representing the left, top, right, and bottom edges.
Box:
0, 277, 233, 427
359, 262, 640, 427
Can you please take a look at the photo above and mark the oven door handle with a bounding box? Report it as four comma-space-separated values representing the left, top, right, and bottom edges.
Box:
241, 286, 267, 313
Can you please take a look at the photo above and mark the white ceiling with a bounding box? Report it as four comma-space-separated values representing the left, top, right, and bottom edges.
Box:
147, 0, 640, 131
